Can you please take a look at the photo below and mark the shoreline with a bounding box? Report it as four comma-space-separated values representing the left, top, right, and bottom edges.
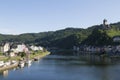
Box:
0, 52, 50, 72
0, 63, 18, 72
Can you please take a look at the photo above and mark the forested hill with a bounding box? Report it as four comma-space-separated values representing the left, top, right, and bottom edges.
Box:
0, 28, 91, 48
81, 22, 120, 46
0, 21, 120, 49
0, 27, 93, 49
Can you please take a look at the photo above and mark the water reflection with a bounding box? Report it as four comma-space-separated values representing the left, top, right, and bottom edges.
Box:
0, 53, 120, 80
0, 70, 9, 78
3, 70, 8, 77
51, 51, 120, 64
26, 63, 32, 68
42, 55, 120, 80
46, 54, 116, 65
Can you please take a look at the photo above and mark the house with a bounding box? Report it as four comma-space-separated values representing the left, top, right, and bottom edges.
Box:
4, 43, 10, 52
30, 45, 39, 51
0, 61, 4, 67
0, 43, 10, 53
9, 52, 16, 57
38, 46, 43, 51
30, 45, 44, 51
16, 44, 26, 52
113, 36, 120, 42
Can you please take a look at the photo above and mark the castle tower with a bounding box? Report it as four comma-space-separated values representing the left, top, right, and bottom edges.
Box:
103, 19, 107, 26
102, 19, 111, 29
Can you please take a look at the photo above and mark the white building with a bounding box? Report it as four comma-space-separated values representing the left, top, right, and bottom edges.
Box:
15, 44, 26, 52
30, 46, 39, 51
113, 36, 120, 42
0, 61, 4, 67
30, 45, 43, 51
38, 46, 43, 51
4, 43, 10, 52
1, 43, 10, 53
9, 52, 16, 57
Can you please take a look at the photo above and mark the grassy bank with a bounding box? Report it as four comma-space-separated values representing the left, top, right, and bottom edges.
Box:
29, 51, 50, 59
0, 51, 50, 62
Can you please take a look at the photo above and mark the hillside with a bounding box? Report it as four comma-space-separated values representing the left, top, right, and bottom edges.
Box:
81, 29, 113, 46
0, 21, 120, 49
0, 28, 92, 49
81, 23, 120, 46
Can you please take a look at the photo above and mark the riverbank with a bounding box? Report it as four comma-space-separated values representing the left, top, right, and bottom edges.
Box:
0, 63, 18, 72
30, 51, 50, 60
0, 51, 50, 71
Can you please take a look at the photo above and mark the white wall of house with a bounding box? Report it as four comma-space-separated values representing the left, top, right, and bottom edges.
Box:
16, 44, 26, 52
3, 43, 10, 52
39, 46, 43, 51
30, 46, 39, 51
9, 52, 15, 57
30, 45, 43, 51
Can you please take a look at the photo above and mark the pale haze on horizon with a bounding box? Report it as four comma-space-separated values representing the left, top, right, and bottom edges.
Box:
0, 0, 120, 34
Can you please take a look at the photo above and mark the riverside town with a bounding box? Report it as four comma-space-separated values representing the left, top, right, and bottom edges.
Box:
0, 42, 50, 71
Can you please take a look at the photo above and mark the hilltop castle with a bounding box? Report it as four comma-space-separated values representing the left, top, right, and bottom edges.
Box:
102, 19, 111, 29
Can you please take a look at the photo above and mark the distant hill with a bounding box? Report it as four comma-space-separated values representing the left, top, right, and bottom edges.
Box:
0, 28, 91, 49
1, 21, 120, 49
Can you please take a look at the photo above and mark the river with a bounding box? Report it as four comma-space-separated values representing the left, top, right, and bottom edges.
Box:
0, 54, 120, 80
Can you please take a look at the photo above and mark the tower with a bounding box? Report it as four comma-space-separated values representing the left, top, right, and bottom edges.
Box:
103, 19, 107, 26
102, 19, 111, 29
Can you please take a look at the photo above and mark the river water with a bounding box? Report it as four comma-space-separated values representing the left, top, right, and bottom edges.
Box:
0, 55, 120, 80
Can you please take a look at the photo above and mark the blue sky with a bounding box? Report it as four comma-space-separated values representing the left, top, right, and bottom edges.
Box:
0, 0, 120, 34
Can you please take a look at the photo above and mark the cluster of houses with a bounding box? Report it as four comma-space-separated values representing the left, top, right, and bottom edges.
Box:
73, 34, 120, 55
0, 43, 45, 68
0, 43, 44, 57
73, 45, 119, 52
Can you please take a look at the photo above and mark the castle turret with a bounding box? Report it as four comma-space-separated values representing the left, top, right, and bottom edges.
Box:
102, 19, 111, 29
103, 19, 107, 26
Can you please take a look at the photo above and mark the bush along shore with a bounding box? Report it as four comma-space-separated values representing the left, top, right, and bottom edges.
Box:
0, 51, 50, 71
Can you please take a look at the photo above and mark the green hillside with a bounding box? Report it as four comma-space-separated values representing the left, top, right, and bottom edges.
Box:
0, 21, 120, 49
81, 29, 113, 46
106, 29, 120, 37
